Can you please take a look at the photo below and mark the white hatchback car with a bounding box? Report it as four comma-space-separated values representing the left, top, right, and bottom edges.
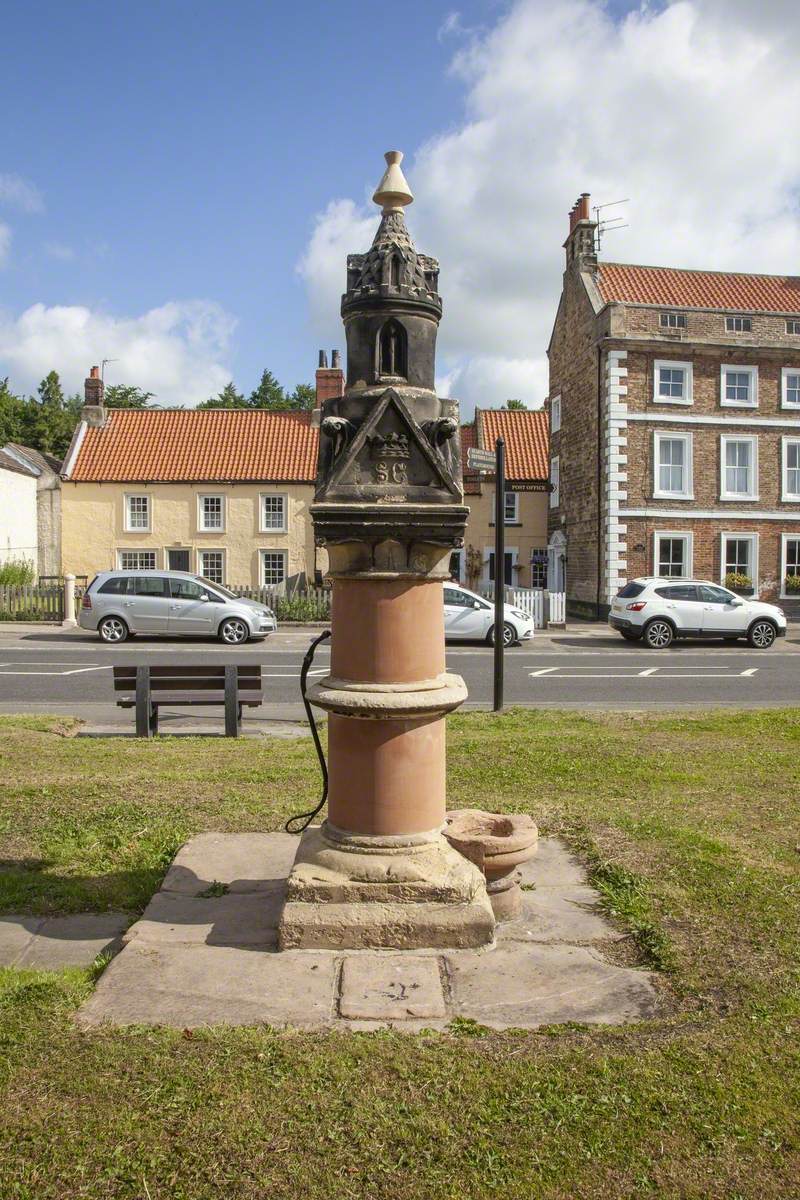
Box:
609, 578, 787, 649
444, 582, 535, 646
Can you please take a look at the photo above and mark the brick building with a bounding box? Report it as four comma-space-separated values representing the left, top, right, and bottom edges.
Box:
547, 195, 800, 617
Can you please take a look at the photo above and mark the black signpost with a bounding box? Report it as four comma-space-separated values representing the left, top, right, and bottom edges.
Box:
493, 437, 505, 712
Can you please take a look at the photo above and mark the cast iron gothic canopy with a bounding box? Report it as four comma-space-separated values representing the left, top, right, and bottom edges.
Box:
312, 151, 468, 569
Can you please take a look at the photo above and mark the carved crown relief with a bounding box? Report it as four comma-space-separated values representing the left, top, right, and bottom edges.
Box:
316, 388, 460, 505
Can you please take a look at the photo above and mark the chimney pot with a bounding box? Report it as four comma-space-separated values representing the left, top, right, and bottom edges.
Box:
332, 349, 341, 368
318, 350, 328, 368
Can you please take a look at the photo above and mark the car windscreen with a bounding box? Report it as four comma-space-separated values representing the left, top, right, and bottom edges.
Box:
197, 577, 236, 599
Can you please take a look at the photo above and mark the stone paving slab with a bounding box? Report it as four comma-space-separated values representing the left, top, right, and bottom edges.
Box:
73, 834, 658, 1031
447, 945, 656, 1028
124, 891, 282, 949
78, 943, 337, 1029
518, 838, 586, 889
497, 889, 624, 945
339, 955, 446, 1020
161, 831, 298, 895
0, 913, 129, 969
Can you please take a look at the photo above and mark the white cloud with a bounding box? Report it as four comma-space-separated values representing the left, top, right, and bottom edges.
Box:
0, 174, 44, 214
43, 241, 76, 262
299, 0, 800, 413
0, 223, 10, 268
0, 300, 236, 406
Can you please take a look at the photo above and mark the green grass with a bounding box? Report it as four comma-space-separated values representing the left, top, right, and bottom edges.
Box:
1, 710, 799, 1198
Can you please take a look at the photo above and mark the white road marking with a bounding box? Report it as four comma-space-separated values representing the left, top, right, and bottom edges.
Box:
638, 668, 659, 676
0, 666, 110, 676
529, 667, 559, 676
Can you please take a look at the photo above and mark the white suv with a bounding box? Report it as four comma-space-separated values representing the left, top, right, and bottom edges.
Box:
609, 578, 787, 649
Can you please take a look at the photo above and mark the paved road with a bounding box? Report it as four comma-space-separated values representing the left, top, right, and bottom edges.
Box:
0, 625, 797, 723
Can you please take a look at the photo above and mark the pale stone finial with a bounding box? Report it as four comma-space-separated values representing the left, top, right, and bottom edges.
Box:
372, 150, 414, 214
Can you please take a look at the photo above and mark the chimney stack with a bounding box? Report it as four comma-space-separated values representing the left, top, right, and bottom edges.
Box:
314, 347, 345, 406
82, 365, 107, 427
564, 192, 597, 271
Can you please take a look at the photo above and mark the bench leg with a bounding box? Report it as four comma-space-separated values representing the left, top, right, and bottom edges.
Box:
135, 667, 152, 738
224, 665, 239, 737
150, 705, 159, 735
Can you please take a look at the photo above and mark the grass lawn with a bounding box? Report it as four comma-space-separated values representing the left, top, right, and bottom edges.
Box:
0, 710, 798, 1199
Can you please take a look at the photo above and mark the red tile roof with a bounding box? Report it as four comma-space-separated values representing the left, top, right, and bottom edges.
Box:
67, 408, 319, 482
597, 262, 800, 314
477, 408, 549, 481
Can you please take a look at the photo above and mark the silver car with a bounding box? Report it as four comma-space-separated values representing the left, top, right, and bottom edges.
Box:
444, 582, 536, 646
79, 570, 277, 644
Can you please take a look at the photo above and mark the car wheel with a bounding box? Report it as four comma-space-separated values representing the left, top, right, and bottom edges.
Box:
620, 630, 641, 642
747, 620, 776, 649
643, 619, 674, 649
98, 616, 128, 644
487, 621, 517, 647
219, 617, 250, 645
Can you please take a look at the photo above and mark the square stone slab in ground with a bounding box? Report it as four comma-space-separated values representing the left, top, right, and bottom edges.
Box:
0, 913, 129, 969
518, 838, 587, 890
161, 831, 298, 895
497, 888, 624, 945
339, 954, 446, 1020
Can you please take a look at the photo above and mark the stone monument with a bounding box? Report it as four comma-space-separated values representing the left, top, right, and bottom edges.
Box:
278, 151, 494, 949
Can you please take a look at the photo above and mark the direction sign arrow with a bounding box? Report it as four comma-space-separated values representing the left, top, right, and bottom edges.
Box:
466, 447, 496, 471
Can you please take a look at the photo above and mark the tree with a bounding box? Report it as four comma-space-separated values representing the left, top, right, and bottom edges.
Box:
21, 372, 80, 458
104, 384, 155, 409
247, 369, 286, 410
505, 399, 527, 410
0, 378, 26, 445
287, 382, 316, 412
197, 382, 246, 410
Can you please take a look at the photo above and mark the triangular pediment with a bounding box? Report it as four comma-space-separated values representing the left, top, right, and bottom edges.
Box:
317, 388, 461, 504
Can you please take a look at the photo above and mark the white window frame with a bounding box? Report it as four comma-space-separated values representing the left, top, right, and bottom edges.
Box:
720, 364, 758, 409
780, 533, 800, 598
720, 435, 758, 501
117, 549, 157, 571
787, 320, 800, 336
260, 549, 287, 588
659, 312, 686, 329
653, 431, 693, 500
720, 532, 758, 589
490, 490, 519, 525
259, 492, 288, 533
781, 437, 800, 501
197, 549, 226, 586
550, 393, 561, 433
197, 493, 225, 532
653, 360, 693, 406
781, 367, 800, 410
653, 530, 693, 579
549, 455, 560, 508
124, 493, 151, 533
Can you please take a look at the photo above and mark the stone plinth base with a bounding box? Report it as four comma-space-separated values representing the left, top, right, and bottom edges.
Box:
277, 823, 495, 950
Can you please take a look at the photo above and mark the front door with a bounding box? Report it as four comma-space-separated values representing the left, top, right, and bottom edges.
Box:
168, 549, 190, 572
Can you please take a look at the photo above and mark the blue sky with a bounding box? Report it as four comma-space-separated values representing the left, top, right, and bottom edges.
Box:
1, 0, 500, 399
2, 1, 798, 411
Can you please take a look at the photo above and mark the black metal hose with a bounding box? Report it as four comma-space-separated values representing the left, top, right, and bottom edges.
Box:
284, 628, 331, 834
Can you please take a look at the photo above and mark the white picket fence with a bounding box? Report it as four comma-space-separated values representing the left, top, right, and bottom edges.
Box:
476, 585, 566, 628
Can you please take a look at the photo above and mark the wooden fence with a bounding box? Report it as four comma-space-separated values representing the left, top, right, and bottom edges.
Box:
476, 584, 566, 628
0, 584, 65, 622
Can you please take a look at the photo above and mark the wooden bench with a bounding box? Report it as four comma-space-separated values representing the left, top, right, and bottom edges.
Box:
112, 664, 263, 737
